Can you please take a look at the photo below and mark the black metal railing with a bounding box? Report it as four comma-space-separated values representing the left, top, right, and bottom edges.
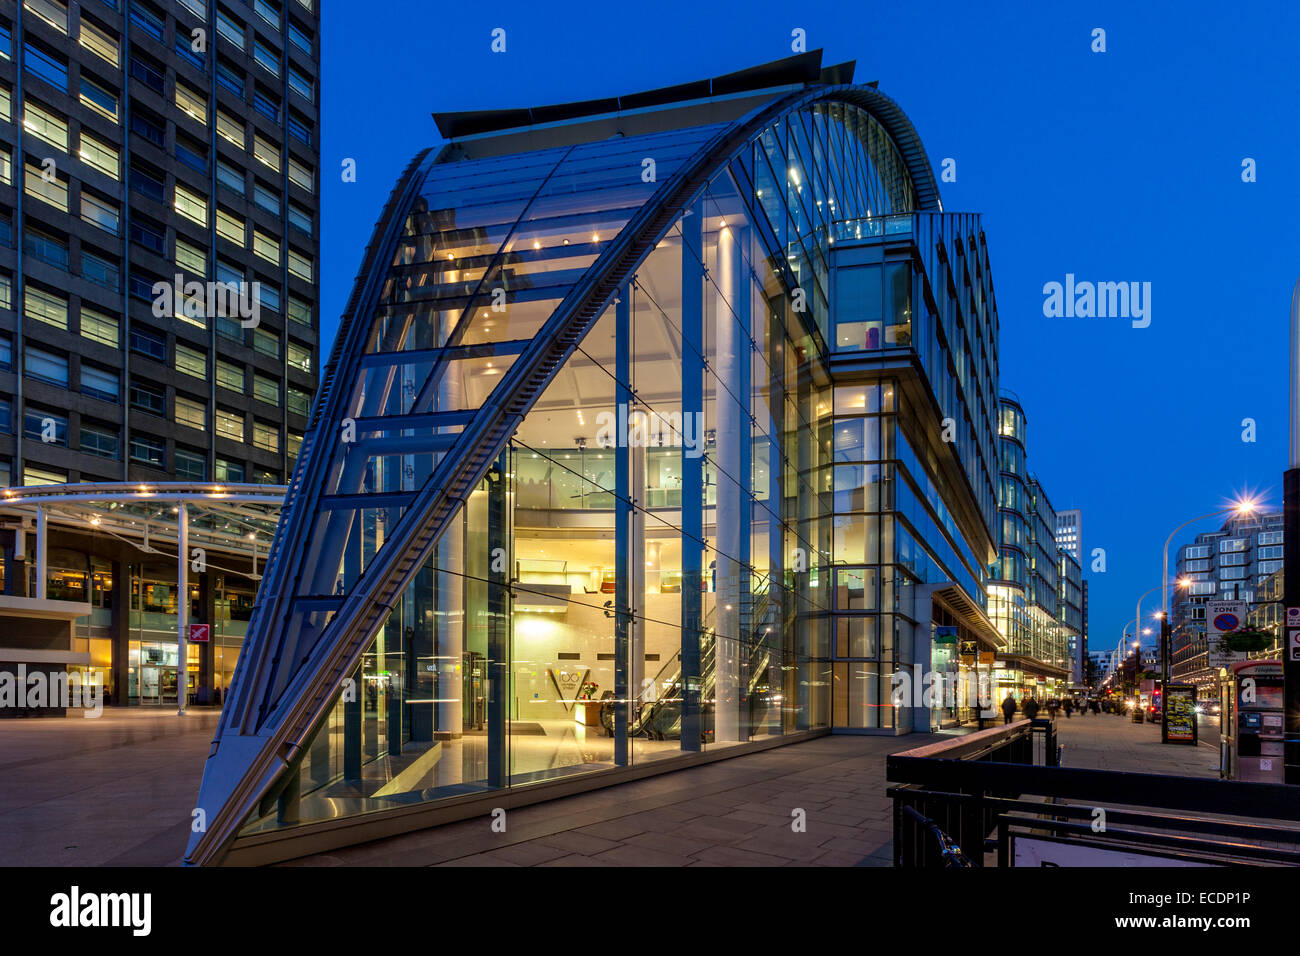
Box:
888, 720, 1300, 867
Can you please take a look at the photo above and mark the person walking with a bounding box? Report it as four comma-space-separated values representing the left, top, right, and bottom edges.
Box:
1063, 698, 1073, 719
1001, 693, 1017, 725
1046, 699, 1060, 720
1023, 697, 1040, 720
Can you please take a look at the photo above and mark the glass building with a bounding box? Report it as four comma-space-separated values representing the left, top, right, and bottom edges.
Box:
186, 51, 1013, 866
987, 393, 1076, 699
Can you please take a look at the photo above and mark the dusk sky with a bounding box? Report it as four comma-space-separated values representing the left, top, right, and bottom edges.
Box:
318, 0, 1300, 658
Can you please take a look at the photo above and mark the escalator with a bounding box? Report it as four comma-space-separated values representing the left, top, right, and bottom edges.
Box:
601, 581, 777, 743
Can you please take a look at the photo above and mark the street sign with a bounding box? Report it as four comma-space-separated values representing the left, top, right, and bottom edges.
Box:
1206, 600, 1249, 670
1206, 600, 1248, 637
1290, 629, 1300, 663
1288, 607, 1300, 628
189, 623, 209, 643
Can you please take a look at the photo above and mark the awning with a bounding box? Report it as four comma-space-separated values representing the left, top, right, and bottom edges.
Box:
932, 583, 1006, 651
995, 652, 1069, 680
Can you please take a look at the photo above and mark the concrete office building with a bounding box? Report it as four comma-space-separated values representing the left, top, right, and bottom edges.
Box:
184, 51, 1030, 865
0, 0, 320, 706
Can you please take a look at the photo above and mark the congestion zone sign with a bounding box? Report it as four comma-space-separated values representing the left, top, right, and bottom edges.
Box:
1212, 611, 1241, 632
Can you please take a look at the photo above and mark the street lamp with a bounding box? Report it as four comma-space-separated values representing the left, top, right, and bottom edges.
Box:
1160, 500, 1258, 733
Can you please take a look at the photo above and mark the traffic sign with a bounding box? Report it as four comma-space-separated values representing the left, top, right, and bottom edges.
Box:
1290, 629, 1300, 663
189, 623, 210, 643
1288, 607, 1300, 628
1206, 600, 1248, 637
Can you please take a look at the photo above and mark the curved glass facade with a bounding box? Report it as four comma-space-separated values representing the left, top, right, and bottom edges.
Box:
185, 65, 963, 864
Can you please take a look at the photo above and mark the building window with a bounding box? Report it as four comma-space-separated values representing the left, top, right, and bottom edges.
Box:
216, 60, 244, 96
288, 203, 312, 236
24, 41, 68, 90
287, 341, 311, 373
24, 407, 69, 446
79, 74, 118, 122
216, 110, 245, 149
130, 163, 166, 203
175, 394, 207, 430
254, 134, 280, 172
287, 249, 312, 282
287, 296, 311, 328
131, 110, 166, 146
23, 465, 68, 486
216, 9, 245, 48
288, 385, 310, 417
80, 363, 120, 401
24, 159, 69, 210
25, 0, 69, 34
130, 379, 166, 415
254, 328, 280, 358
23, 228, 69, 269
79, 16, 119, 66
215, 458, 244, 482
253, 88, 280, 121
129, 435, 166, 469
215, 360, 244, 392
176, 238, 207, 274
252, 420, 279, 453
176, 134, 209, 173
129, 54, 165, 94
216, 207, 245, 246
288, 157, 313, 192
129, 326, 165, 360
130, 217, 166, 254
79, 130, 120, 179
25, 346, 69, 387
80, 422, 120, 460
174, 33, 204, 70
254, 0, 280, 28
175, 82, 208, 125
253, 182, 280, 215
175, 184, 208, 226
253, 373, 279, 406
175, 448, 206, 480
24, 286, 68, 330
215, 408, 244, 442
253, 229, 280, 264
175, 342, 207, 379
128, 2, 164, 41
288, 67, 313, 102
81, 250, 120, 290
253, 41, 279, 76
216, 159, 246, 195
23, 99, 68, 150
80, 307, 119, 349
288, 22, 312, 55
287, 113, 311, 146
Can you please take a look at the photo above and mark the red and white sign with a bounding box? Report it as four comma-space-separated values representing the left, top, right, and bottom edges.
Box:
189, 624, 210, 643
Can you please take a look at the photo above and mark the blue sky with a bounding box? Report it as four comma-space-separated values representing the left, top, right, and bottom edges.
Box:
319, 0, 1300, 657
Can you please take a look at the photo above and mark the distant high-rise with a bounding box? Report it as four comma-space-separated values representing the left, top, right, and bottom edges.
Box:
1056, 508, 1081, 564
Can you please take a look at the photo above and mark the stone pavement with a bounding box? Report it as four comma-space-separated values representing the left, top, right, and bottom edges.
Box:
1053, 710, 1222, 777
288, 733, 933, 867
0, 707, 220, 866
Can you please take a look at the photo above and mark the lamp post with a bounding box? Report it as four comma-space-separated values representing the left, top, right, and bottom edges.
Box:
1161, 501, 1257, 734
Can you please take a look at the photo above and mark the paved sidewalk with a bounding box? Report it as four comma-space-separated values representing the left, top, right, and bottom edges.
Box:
287, 733, 939, 867
0, 708, 219, 866
1053, 711, 1222, 777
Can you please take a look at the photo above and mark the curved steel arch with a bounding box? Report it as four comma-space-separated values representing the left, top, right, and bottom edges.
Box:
185, 80, 940, 865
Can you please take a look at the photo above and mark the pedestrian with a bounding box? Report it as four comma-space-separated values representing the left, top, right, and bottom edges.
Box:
1023, 697, 1040, 720
1063, 698, 1073, 718
1091, 699, 1100, 715
1046, 699, 1059, 720
1001, 693, 1017, 725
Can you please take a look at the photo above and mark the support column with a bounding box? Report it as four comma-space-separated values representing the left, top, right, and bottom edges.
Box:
680, 203, 705, 751
34, 506, 46, 599
197, 571, 215, 704
409, 560, 436, 742
435, 512, 465, 740
486, 453, 509, 788
613, 287, 632, 765
176, 503, 187, 715
344, 663, 362, 781
714, 222, 744, 744
110, 557, 129, 706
